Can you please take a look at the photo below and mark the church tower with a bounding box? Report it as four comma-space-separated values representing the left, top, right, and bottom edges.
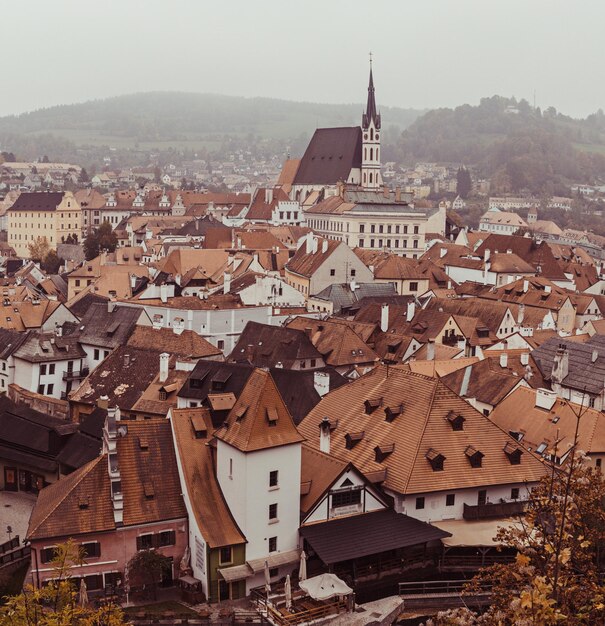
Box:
361, 61, 382, 190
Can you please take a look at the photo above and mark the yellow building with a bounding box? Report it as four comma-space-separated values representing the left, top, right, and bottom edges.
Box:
7, 191, 82, 258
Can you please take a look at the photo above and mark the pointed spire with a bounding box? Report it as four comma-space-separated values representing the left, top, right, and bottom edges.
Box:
362, 55, 381, 130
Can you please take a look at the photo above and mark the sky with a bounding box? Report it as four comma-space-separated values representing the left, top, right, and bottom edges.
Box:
1, 0, 602, 118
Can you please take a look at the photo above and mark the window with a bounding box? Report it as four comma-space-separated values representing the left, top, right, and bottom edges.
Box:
217, 340, 225, 350
40, 364, 47, 375
269, 470, 279, 488
310, 359, 316, 368
49, 364, 55, 375
94, 349, 100, 361
269, 567, 279, 578
136, 534, 154, 550
597, 458, 602, 470
330, 269, 335, 276
414, 226, 419, 234
511, 488, 520, 500
332, 489, 361, 508
268, 537, 277, 552
41, 546, 58, 563
359, 224, 365, 233
446, 494, 455, 507
269, 503, 278, 520
350, 269, 356, 277
589, 396, 596, 408
158, 530, 176, 547
229, 458, 233, 478
409, 282, 418, 292
38, 385, 45, 394
359, 239, 365, 248
379, 225, 383, 234
219, 546, 232, 565
413, 240, 419, 249
478, 490, 487, 506
75, 279, 81, 287
371, 225, 375, 233
81, 542, 101, 558
415, 497, 425, 510
47, 384, 54, 395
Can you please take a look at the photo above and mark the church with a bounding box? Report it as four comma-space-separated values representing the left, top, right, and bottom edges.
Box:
287, 66, 384, 202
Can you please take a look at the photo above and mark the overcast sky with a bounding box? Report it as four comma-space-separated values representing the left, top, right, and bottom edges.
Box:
2, 0, 602, 118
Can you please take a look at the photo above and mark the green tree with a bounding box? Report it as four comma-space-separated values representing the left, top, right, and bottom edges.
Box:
42, 155, 49, 163
79, 168, 89, 183
456, 166, 472, 199
42, 250, 62, 274
83, 222, 118, 261
127, 549, 170, 600
28, 237, 51, 263
0, 540, 126, 626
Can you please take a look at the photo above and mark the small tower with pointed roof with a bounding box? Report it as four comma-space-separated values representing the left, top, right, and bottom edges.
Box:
361, 56, 382, 190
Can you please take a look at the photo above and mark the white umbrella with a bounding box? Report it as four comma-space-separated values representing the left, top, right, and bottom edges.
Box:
284, 574, 292, 611
78, 578, 89, 608
299, 573, 352, 601
264, 560, 271, 596
298, 550, 307, 581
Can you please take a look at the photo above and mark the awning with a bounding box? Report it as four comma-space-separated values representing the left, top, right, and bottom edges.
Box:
299, 573, 352, 600
433, 518, 519, 547
248, 549, 301, 574
218, 563, 253, 583
299, 509, 451, 565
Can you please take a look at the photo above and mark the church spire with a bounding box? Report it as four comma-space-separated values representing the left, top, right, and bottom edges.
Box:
362, 54, 380, 130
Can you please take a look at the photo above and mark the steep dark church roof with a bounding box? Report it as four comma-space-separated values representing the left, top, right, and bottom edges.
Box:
293, 127, 362, 185
362, 68, 381, 130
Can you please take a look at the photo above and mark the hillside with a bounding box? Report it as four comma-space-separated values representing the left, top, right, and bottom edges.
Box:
392, 96, 605, 194
0, 92, 423, 159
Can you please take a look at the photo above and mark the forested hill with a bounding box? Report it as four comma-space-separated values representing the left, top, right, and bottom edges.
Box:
0, 91, 422, 151
389, 96, 605, 193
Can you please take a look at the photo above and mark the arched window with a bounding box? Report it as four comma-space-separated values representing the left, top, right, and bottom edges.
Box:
370, 128, 374, 141
376, 148, 379, 161
370, 148, 374, 160
363, 172, 367, 184
369, 173, 373, 184
364, 148, 367, 160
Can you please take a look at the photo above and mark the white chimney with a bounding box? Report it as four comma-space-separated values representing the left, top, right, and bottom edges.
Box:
350, 280, 358, 292
130, 274, 137, 290
321, 239, 328, 254
520, 352, 529, 366
426, 339, 435, 361
544, 285, 552, 294
319, 417, 331, 454
314, 371, 330, 398
407, 300, 416, 321
265, 188, 273, 204
523, 280, 529, 293
380, 304, 389, 332
517, 304, 525, 325
224, 272, 232, 294
159, 352, 169, 383
160, 284, 168, 303
535, 388, 557, 411
500, 353, 508, 368
592, 350, 599, 363
173, 317, 185, 336
108, 301, 116, 313
305, 232, 314, 254
484, 248, 491, 263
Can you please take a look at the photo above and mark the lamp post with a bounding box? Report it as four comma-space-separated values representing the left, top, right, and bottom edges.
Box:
6, 526, 12, 542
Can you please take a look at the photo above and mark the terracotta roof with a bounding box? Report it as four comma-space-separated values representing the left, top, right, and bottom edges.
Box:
489, 252, 536, 274
298, 365, 546, 496
126, 325, 222, 358
276, 159, 301, 192
300, 444, 348, 516
216, 368, 305, 452
489, 387, 605, 460
171, 407, 246, 548
404, 357, 479, 378
286, 239, 340, 278
244, 188, 290, 221
157, 249, 230, 279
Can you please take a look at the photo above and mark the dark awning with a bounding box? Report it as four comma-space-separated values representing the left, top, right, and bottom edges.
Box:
299, 509, 451, 565
0, 445, 58, 473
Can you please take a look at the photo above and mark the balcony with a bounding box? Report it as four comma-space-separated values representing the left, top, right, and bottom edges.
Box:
463, 500, 526, 521
441, 334, 464, 347
62, 367, 89, 381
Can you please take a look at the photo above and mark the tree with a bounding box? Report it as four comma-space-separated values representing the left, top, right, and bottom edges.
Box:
127, 549, 170, 600
83, 222, 118, 261
42, 155, 49, 163
0, 540, 126, 625
42, 250, 62, 274
79, 167, 89, 183
456, 166, 472, 199
425, 439, 605, 624
28, 237, 51, 263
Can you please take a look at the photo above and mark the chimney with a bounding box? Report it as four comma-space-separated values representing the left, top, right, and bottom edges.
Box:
523, 280, 529, 293
395, 187, 401, 202
159, 352, 169, 383
160, 284, 168, 304
54, 323, 62, 338
484, 248, 491, 263
407, 300, 416, 321
350, 280, 358, 292
500, 353, 508, 368
314, 371, 330, 398
506, 248, 512, 254
223, 272, 232, 294
265, 188, 273, 204
426, 339, 435, 361
544, 285, 552, 294
108, 300, 116, 313
305, 232, 314, 254
517, 304, 525, 325
321, 239, 328, 254
592, 349, 599, 363
535, 388, 557, 411
97, 394, 110, 410
130, 273, 137, 290
440, 248, 447, 259
551, 344, 569, 384
319, 417, 331, 454
380, 304, 389, 332
520, 352, 529, 366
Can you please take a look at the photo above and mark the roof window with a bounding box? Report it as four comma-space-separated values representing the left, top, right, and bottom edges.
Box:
465, 445, 484, 468
374, 444, 395, 463
364, 398, 382, 414
446, 411, 465, 431
345, 431, 364, 449
384, 404, 404, 423
426, 448, 446, 471
503, 441, 523, 465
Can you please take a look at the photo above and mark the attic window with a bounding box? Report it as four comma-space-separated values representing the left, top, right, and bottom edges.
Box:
266, 407, 279, 426
536, 442, 548, 455
465, 445, 484, 468
138, 437, 149, 450
345, 432, 364, 449
235, 405, 247, 421
375, 444, 395, 463
364, 398, 382, 414
143, 481, 155, 499
190, 414, 207, 439
426, 448, 446, 471
552, 416, 560, 424
78, 497, 90, 510
446, 411, 465, 431
503, 442, 523, 465
477, 327, 490, 338
384, 404, 403, 423
158, 389, 167, 401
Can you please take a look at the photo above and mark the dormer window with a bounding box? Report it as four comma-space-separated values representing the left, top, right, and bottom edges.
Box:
158, 389, 167, 401
266, 407, 279, 426
465, 445, 484, 468
143, 481, 155, 499
364, 398, 382, 414
345, 432, 364, 449
426, 448, 446, 471
477, 327, 489, 338
446, 411, 465, 431
385, 404, 404, 423
374, 444, 395, 463
504, 442, 523, 465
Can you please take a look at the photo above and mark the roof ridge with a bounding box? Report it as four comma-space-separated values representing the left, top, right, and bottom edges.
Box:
28, 455, 106, 538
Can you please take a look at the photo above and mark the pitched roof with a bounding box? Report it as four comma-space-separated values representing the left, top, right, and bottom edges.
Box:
286, 238, 340, 278
216, 368, 305, 452
300, 444, 349, 516
170, 408, 246, 548
293, 127, 362, 185
78, 303, 143, 349
9, 192, 65, 212
298, 365, 546, 495
126, 325, 222, 358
